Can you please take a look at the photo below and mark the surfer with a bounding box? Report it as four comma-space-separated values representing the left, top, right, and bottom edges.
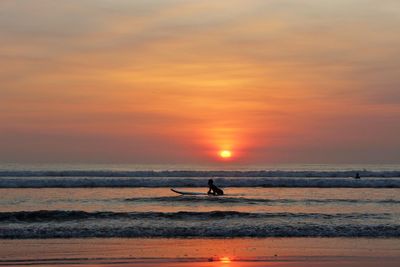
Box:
355, 172, 361, 179
207, 179, 224, 195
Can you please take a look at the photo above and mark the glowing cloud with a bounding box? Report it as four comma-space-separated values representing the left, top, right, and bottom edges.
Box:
0, 0, 399, 163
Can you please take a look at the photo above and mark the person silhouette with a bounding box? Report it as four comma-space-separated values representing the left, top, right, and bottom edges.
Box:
207, 179, 224, 195
355, 172, 361, 179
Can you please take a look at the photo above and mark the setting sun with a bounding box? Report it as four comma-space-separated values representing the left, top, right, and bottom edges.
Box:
219, 150, 232, 159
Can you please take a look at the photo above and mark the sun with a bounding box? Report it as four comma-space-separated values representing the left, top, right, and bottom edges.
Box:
219, 150, 232, 159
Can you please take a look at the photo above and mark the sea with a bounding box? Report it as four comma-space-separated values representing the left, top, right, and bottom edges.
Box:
1, 163, 400, 239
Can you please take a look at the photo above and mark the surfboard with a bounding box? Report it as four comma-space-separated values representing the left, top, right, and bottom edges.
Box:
170, 189, 207, 196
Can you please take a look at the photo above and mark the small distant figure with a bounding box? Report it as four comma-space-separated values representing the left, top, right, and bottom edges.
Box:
355, 172, 361, 179
207, 179, 224, 195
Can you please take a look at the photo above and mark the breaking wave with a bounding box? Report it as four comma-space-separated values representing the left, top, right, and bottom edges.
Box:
1, 210, 398, 238
1, 170, 400, 178
1, 177, 400, 188
0, 210, 393, 222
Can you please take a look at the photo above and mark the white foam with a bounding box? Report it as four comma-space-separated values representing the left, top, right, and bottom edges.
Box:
0, 176, 399, 188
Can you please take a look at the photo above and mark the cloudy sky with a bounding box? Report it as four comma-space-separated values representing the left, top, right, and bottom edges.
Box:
1, 0, 399, 164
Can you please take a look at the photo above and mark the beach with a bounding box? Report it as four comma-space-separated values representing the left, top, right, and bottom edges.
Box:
1, 238, 400, 267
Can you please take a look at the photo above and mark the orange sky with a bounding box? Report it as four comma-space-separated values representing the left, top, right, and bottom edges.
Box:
1, 0, 399, 164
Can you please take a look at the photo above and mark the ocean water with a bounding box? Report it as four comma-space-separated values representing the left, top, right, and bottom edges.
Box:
1, 164, 400, 239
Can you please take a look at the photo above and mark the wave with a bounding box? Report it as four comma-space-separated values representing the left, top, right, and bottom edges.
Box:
2, 225, 399, 239
1, 170, 400, 178
1, 177, 400, 188
0, 210, 393, 222
0, 210, 398, 238
124, 196, 400, 205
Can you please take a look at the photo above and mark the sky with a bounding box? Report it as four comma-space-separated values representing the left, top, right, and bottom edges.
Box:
1, 0, 400, 164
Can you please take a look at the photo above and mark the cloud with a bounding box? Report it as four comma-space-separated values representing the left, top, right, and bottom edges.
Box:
1, 0, 399, 163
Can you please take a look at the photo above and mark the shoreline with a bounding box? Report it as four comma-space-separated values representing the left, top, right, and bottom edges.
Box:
1, 238, 399, 267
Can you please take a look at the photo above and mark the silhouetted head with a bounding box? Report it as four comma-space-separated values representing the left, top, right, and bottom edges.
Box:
208, 179, 214, 186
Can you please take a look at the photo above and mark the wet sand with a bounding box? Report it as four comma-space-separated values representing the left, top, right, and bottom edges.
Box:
1, 238, 399, 267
